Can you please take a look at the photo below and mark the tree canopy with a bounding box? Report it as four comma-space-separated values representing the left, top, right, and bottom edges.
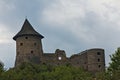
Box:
0, 63, 93, 80
108, 48, 120, 72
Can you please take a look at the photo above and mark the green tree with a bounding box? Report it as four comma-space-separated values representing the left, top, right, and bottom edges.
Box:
0, 62, 94, 80
95, 72, 111, 80
106, 47, 120, 80
108, 48, 120, 72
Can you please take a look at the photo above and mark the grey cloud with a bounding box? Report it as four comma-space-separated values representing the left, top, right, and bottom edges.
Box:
1, 0, 120, 68
0, 43, 15, 68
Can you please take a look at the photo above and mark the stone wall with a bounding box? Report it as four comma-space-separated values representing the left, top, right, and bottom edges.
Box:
42, 48, 105, 74
42, 49, 69, 66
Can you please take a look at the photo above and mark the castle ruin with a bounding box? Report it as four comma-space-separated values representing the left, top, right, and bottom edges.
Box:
13, 19, 105, 74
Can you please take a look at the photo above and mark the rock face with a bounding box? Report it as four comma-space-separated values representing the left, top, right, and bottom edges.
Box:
13, 19, 105, 74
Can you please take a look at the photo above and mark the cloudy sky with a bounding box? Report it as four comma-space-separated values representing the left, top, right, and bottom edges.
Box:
0, 0, 120, 68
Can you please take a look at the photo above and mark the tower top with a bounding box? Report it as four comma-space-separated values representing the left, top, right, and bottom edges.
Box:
13, 19, 44, 40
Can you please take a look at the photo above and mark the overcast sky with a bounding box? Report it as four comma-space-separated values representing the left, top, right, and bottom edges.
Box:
0, 0, 120, 68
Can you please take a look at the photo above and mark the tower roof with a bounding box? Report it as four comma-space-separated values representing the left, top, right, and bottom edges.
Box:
13, 19, 44, 40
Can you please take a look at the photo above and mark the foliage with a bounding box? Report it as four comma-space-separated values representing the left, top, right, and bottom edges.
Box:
108, 48, 120, 72
95, 71, 111, 80
0, 62, 93, 80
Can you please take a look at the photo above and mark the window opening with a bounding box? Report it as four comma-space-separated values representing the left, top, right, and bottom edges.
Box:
97, 52, 101, 55
98, 65, 101, 68
25, 37, 28, 39
31, 51, 33, 54
98, 58, 100, 62
20, 43, 23, 46
58, 57, 62, 60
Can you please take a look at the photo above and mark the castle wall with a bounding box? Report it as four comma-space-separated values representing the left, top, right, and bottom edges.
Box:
70, 52, 88, 69
42, 53, 57, 65
69, 48, 105, 74
42, 49, 69, 66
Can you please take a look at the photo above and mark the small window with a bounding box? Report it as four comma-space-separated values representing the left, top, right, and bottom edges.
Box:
98, 59, 100, 62
31, 51, 33, 54
25, 37, 28, 39
97, 52, 101, 55
20, 43, 23, 46
34, 43, 37, 46
98, 65, 101, 68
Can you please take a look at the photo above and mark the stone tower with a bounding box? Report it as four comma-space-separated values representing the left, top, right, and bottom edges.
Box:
13, 19, 44, 66
87, 48, 105, 74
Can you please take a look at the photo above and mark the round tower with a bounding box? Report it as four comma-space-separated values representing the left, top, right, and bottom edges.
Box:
13, 19, 44, 66
86, 48, 105, 74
